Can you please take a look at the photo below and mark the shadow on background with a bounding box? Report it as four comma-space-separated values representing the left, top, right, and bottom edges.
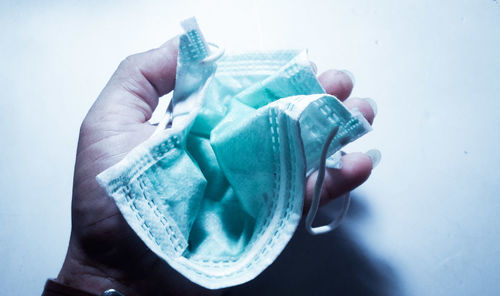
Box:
226, 194, 402, 295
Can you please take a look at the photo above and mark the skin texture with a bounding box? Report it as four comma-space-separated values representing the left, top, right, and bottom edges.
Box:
56, 37, 377, 295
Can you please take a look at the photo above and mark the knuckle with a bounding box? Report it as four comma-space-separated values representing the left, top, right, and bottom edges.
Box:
119, 53, 141, 71
79, 117, 93, 137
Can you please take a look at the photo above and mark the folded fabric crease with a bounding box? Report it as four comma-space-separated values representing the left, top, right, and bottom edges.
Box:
96, 18, 371, 289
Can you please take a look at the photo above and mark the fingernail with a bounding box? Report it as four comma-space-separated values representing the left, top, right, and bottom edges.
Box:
365, 149, 381, 169
340, 69, 355, 86
362, 97, 378, 116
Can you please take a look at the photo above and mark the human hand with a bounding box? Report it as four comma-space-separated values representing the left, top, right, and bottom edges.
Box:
55, 37, 376, 295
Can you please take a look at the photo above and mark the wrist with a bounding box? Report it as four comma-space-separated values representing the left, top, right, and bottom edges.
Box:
56, 243, 130, 296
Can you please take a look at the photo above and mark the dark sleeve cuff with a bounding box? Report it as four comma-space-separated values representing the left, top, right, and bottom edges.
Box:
41, 279, 98, 296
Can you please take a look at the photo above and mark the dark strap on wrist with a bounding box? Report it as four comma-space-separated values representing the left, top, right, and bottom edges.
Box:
41, 279, 98, 296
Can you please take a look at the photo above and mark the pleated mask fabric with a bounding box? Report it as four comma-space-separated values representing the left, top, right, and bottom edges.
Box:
96, 18, 371, 289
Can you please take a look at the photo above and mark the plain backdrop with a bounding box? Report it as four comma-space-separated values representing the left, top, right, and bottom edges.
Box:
1, 0, 499, 295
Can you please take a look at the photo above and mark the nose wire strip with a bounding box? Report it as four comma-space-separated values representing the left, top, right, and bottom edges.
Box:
162, 43, 225, 131
305, 126, 351, 235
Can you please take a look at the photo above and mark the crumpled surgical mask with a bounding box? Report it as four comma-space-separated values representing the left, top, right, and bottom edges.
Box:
97, 18, 371, 289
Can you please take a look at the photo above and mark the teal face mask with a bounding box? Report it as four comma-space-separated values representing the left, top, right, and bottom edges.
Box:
96, 18, 371, 289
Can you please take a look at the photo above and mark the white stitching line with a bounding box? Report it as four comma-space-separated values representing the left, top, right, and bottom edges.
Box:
107, 136, 179, 193
139, 177, 185, 254
187, 107, 283, 273
113, 96, 366, 281
117, 137, 188, 256
176, 104, 305, 278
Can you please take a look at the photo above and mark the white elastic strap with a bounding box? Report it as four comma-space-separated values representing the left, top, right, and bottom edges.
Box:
200, 42, 225, 65
305, 126, 351, 235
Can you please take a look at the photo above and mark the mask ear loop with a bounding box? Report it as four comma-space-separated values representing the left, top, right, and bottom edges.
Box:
305, 126, 351, 235
200, 42, 225, 65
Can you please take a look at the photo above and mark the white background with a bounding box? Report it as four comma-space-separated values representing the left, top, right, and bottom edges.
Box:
1, 0, 499, 295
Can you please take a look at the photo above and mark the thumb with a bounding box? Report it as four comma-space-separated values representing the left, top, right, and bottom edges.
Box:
86, 37, 179, 126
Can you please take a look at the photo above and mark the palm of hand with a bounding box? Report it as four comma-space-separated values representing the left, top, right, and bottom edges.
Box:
59, 41, 211, 295
71, 119, 210, 295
